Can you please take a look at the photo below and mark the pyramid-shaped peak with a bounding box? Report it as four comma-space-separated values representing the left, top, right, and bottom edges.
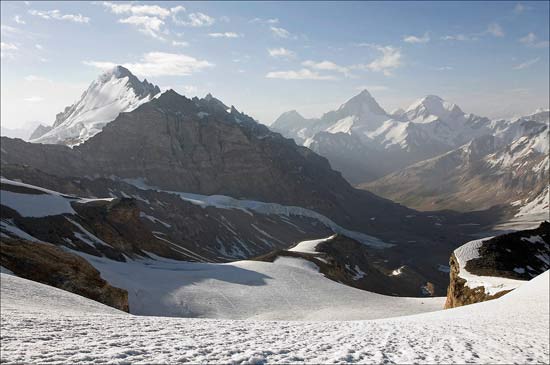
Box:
98, 65, 134, 81
357, 89, 374, 98
339, 89, 387, 116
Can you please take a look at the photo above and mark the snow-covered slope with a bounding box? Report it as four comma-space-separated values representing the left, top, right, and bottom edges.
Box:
1, 270, 548, 364
0, 270, 122, 316
77, 252, 442, 320
30, 66, 160, 146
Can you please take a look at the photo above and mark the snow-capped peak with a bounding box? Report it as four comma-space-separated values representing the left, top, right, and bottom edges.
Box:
30, 66, 160, 147
405, 95, 463, 123
338, 89, 388, 116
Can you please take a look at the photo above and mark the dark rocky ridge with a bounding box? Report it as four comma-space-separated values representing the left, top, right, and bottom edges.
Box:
0, 167, 334, 262
255, 234, 441, 296
465, 221, 549, 279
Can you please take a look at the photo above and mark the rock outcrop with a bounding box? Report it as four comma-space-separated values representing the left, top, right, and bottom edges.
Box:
0, 238, 129, 312
445, 221, 549, 308
256, 234, 441, 297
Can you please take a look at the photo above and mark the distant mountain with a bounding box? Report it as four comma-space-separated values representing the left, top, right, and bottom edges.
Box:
273, 90, 492, 184
364, 110, 549, 215
28, 124, 52, 140
30, 66, 160, 146
272, 90, 391, 146
1, 120, 44, 141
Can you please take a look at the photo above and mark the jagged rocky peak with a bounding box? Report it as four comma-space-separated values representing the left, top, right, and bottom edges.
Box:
96, 65, 160, 98
30, 66, 161, 146
201, 92, 229, 111
28, 124, 53, 140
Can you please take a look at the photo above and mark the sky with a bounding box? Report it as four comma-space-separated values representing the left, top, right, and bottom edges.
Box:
1, 1, 549, 131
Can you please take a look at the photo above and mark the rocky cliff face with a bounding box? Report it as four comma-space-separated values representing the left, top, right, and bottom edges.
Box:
0, 171, 337, 262
1, 238, 129, 312
445, 222, 549, 308
444, 253, 511, 308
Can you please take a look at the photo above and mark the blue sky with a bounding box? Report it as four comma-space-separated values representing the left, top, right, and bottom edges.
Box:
1, 1, 549, 130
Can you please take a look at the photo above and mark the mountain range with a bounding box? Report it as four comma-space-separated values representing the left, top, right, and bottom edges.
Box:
272, 90, 549, 219
1, 66, 506, 300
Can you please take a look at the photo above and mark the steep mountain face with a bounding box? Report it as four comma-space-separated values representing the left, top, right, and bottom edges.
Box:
273, 90, 493, 184
364, 110, 549, 215
28, 124, 52, 140
445, 221, 549, 308
30, 66, 160, 146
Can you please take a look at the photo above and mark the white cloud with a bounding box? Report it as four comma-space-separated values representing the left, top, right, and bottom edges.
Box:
403, 32, 430, 44
24, 75, 50, 82
119, 15, 166, 39
365, 45, 402, 76
267, 47, 295, 58
1, 25, 20, 35
13, 15, 26, 24
23, 96, 44, 102
0, 42, 19, 59
513, 57, 540, 70
487, 23, 504, 37
302, 60, 349, 75
28, 9, 90, 23
266, 69, 337, 80
170, 6, 186, 14
208, 32, 240, 38
437, 66, 454, 71
519, 32, 549, 48
102, 2, 171, 18
250, 17, 279, 24
35, 44, 43, 50
1, 42, 18, 58
440, 34, 475, 41
171, 40, 188, 47
1, 42, 18, 51
175, 12, 215, 27
84, 52, 214, 77
180, 85, 198, 94
514, 3, 525, 14
270, 26, 291, 39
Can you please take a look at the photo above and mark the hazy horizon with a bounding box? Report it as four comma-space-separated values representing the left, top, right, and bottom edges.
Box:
1, 1, 549, 131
